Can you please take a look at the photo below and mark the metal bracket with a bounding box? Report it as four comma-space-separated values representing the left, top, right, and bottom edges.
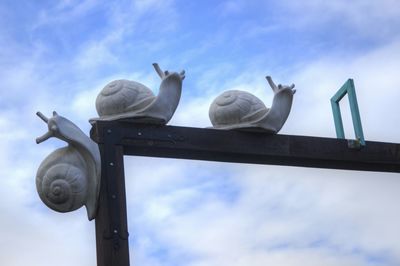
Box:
331, 79, 365, 147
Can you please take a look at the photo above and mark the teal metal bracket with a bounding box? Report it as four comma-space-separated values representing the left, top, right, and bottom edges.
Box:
331, 79, 365, 147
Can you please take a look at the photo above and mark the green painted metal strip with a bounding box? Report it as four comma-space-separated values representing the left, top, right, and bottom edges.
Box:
330, 99, 345, 139
331, 80, 350, 102
346, 79, 365, 145
330, 79, 365, 146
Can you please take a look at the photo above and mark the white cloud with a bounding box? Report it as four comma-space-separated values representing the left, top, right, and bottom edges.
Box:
175, 38, 400, 141
33, 0, 101, 28
218, 0, 246, 16
0, 113, 97, 266
125, 157, 400, 266
75, 41, 119, 70
277, 0, 400, 39
1, 1, 400, 265
122, 35, 400, 266
284, 39, 400, 141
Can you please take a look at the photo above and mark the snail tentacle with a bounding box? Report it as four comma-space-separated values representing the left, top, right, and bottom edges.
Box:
36, 131, 53, 144
266, 76, 278, 93
152, 63, 165, 79
36, 111, 49, 123
179, 70, 186, 80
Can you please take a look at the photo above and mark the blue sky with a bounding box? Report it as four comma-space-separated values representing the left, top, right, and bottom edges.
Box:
1, 0, 400, 265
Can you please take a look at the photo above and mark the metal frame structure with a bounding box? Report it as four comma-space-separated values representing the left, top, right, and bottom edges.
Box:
90, 120, 400, 266
331, 79, 365, 145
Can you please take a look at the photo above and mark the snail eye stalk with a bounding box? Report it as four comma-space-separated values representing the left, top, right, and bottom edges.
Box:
152, 63, 165, 78
36, 111, 49, 123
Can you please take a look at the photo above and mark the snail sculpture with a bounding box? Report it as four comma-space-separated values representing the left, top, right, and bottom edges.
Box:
209, 76, 296, 133
90, 63, 185, 124
35, 111, 101, 220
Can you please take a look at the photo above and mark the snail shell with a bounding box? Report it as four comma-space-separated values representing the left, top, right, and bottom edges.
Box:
96, 80, 155, 117
36, 147, 88, 213
209, 90, 269, 127
91, 63, 185, 124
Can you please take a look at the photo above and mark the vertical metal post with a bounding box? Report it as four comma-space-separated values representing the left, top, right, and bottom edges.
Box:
330, 98, 345, 139
346, 79, 365, 145
94, 126, 130, 266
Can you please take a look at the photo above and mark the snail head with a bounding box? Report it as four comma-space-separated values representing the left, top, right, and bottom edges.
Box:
36, 111, 62, 144
266, 76, 296, 95
152, 62, 185, 80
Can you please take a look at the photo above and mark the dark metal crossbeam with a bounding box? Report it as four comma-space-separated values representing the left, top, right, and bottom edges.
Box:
91, 120, 400, 173
90, 120, 400, 266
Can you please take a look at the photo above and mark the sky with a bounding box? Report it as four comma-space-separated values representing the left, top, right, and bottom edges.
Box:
1, 0, 400, 265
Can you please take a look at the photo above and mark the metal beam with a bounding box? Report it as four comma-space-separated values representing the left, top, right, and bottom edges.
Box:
93, 133, 130, 266
91, 120, 400, 173
90, 120, 400, 266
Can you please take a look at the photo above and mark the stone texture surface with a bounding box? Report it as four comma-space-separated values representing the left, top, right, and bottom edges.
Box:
35, 111, 101, 220
209, 76, 295, 133
91, 63, 185, 125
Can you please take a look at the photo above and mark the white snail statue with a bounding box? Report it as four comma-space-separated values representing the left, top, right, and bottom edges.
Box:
90, 63, 185, 124
35, 111, 101, 220
209, 76, 296, 133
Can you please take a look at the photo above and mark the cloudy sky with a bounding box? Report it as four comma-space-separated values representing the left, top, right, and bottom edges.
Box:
1, 0, 400, 265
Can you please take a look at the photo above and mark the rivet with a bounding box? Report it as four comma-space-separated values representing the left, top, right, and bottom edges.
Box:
109, 162, 114, 166
113, 229, 118, 234
107, 129, 112, 134
138, 132, 142, 136
112, 195, 116, 199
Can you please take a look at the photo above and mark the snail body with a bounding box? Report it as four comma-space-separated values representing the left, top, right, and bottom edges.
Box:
91, 63, 185, 124
209, 76, 296, 133
35, 111, 100, 220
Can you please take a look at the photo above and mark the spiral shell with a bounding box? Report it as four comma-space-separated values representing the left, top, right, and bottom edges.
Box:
36, 147, 90, 214
209, 90, 268, 127
95, 79, 155, 117
39, 163, 87, 212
